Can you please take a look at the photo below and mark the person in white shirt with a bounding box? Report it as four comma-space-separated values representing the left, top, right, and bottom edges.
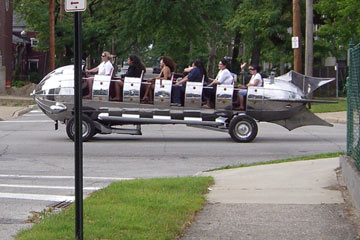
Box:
203, 59, 234, 108
84, 51, 114, 99
236, 64, 262, 110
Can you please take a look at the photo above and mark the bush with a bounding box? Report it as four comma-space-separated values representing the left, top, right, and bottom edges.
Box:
11, 80, 26, 88
28, 71, 41, 84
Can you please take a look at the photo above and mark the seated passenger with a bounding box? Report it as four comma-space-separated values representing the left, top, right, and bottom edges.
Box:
171, 59, 206, 106
203, 59, 234, 108
84, 51, 113, 99
236, 64, 263, 110
142, 56, 176, 104
111, 55, 146, 101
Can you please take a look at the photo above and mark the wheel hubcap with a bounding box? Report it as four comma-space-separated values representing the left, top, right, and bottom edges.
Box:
71, 121, 89, 137
235, 121, 252, 138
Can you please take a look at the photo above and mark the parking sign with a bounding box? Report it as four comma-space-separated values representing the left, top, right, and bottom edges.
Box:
65, 0, 87, 12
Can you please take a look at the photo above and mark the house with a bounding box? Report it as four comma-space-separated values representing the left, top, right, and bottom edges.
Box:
0, 1, 48, 92
12, 12, 48, 84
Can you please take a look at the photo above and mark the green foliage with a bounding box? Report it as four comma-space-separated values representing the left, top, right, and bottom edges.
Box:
11, 80, 26, 88
14, 0, 357, 74
314, 0, 360, 57
229, 0, 292, 65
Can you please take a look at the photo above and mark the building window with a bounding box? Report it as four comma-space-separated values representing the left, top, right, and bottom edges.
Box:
28, 59, 39, 71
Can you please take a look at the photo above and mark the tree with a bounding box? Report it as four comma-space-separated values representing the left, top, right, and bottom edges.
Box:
229, 0, 292, 71
314, 0, 360, 58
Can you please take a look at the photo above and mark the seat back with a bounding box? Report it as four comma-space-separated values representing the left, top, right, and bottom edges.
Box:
185, 81, 203, 108
92, 75, 112, 101
154, 79, 172, 107
215, 83, 234, 110
123, 76, 142, 103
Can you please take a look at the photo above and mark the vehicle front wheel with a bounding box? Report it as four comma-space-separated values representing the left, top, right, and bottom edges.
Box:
66, 115, 96, 142
228, 115, 258, 142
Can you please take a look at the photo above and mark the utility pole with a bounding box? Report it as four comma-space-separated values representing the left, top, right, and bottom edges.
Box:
49, 0, 55, 71
305, 0, 313, 76
293, 0, 302, 73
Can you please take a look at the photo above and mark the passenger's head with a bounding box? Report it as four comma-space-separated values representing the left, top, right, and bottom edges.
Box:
160, 56, 176, 72
193, 59, 208, 80
248, 64, 260, 73
128, 55, 146, 72
101, 51, 111, 61
218, 59, 230, 70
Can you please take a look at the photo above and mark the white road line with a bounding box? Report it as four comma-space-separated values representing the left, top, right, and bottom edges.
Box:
0, 174, 134, 181
0, 192, 74, 202
0, 120, 53, 123
0, 184, 100, 191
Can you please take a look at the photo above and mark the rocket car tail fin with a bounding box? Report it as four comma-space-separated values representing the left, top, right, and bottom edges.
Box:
270, 107, 333, 131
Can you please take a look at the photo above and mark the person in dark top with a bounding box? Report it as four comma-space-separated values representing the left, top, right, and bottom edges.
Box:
171, 59, 206, 106
112, 55, 146, 101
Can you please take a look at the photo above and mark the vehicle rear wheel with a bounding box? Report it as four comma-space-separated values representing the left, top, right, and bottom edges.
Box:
228, 115, 258, 142
66, 115, 96, 142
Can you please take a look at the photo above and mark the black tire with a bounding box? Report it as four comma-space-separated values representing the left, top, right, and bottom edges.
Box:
228, 115, 258, 142
66, 115, 96, 142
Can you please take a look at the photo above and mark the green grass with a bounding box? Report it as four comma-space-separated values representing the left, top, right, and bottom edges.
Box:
15, 177, 213, 240
207, 151, 346, 172
0, 99, 35, 107
310, 98, 347, 113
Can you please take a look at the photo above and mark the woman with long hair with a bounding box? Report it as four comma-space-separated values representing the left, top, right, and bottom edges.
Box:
142, 56, 176, 104
112, 55, 146, 101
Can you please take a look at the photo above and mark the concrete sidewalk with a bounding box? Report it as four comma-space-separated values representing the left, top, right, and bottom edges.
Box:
183, 158, 360, 240
0, 95, 35, 121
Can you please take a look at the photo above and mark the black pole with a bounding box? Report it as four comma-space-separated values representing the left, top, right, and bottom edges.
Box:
74, 12, 83, 240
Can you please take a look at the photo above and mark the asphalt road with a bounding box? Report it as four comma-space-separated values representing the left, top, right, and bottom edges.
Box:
0, 109, 346, 239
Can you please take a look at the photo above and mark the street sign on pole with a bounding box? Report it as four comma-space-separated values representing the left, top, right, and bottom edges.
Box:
65, 0, 87, 12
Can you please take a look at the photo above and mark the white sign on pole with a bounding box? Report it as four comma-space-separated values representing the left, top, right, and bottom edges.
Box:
65, 0, 87, 12
292, 37, 299, 49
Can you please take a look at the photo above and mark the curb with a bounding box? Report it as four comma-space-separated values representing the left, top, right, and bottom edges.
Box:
12, 105, 37, 118
340, 155, 360, 212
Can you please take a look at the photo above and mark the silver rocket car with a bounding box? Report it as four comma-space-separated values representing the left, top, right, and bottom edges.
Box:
32, 65, 335, 142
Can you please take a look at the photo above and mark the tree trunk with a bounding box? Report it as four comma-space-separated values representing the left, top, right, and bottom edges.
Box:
207, 38, 217, 78
231, 31, 241, 74
250, 42, 262, 67
49, 0, 55, 71
305, 0, 313, 76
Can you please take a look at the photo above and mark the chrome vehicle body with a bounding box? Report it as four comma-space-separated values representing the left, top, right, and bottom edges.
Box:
32, 65, 335, 142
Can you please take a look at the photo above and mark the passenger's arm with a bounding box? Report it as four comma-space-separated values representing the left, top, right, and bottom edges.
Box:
208, 79, 218, 86
86, 66, 99, 73
247, 78, 259, 87
175, 76, 188, 86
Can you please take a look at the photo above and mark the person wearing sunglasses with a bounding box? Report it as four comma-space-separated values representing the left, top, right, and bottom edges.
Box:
236, 64, 263, 110
84, 51, 114, 99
